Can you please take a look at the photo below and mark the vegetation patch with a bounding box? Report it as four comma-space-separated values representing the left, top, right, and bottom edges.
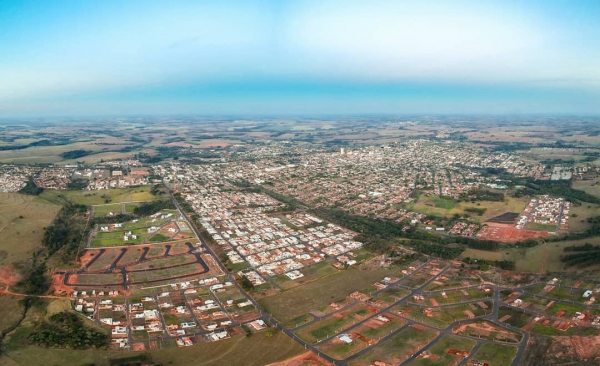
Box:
28, 312, 108, 350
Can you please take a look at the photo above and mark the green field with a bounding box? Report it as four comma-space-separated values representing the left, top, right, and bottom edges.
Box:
407, 335, 476, 366
295, 304, 370, 343
471, 343, 518, 366
0, 296, 25, 334
128, 263, 202, 283
573, 179, 600, 200
271, 261, 338, 290
93, 203, 124, 217
525, 222, 558, 232
568, 203, 600, 232
349, 325, 438, 366
259, 265, 394, 323
407, 194, 529, 223
1, 329, 303, 366
39, 186, 155, 206
450, 196, 529, 222
0, 193, 61, 266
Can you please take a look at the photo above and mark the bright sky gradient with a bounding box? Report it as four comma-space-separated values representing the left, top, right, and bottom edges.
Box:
1, 0, 599, 116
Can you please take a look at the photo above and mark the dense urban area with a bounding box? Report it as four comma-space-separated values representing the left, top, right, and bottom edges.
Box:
1, 117, 600, 366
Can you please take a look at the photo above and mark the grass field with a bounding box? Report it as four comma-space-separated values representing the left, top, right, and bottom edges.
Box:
503, 236, 600, 272
350, 325, 438, 366
295, 304, 370, 343
471, 343, 518, 366
0, 296, 24, 333
259, 265, 394, 323
451, 196, 529, 222
407, 335, 476, 366
128, 262, 203, 283
0, 193, 61, 267
573, 179, 600, 199
407, 194, 528, 223
271, 261, 338, 290
93, 204, 124, 217
568, 203, 600, 232
0, 329, 303, 366
39, 186, 155, 206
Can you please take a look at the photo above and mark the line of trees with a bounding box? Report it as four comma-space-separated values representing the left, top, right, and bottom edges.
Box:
18, 176, 43, 195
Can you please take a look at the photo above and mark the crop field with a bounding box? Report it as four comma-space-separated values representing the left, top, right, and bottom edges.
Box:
40, 186, 155, 206
258, 265, 394, 323
0, 193, 61, 266
452, 196, 529, 222
349, 325, 438, 366
408, 335, 476, 366
295, 304, 372, 343
471, 343, 518, 366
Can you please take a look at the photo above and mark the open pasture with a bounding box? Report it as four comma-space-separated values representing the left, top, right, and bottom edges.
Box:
40, 186, 155, 206
0, 193, 60, 266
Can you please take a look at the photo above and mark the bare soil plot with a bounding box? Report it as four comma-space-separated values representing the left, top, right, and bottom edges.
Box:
453, 321, 522, 343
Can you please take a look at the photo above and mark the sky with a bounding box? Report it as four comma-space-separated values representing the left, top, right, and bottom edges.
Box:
1, 0, 599, 117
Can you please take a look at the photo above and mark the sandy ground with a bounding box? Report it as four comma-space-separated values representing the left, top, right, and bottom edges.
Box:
267, 351, 334, 366
0, 265, 21, 287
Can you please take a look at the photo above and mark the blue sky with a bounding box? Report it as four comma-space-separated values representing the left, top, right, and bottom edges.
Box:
1, 0, 599, 116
